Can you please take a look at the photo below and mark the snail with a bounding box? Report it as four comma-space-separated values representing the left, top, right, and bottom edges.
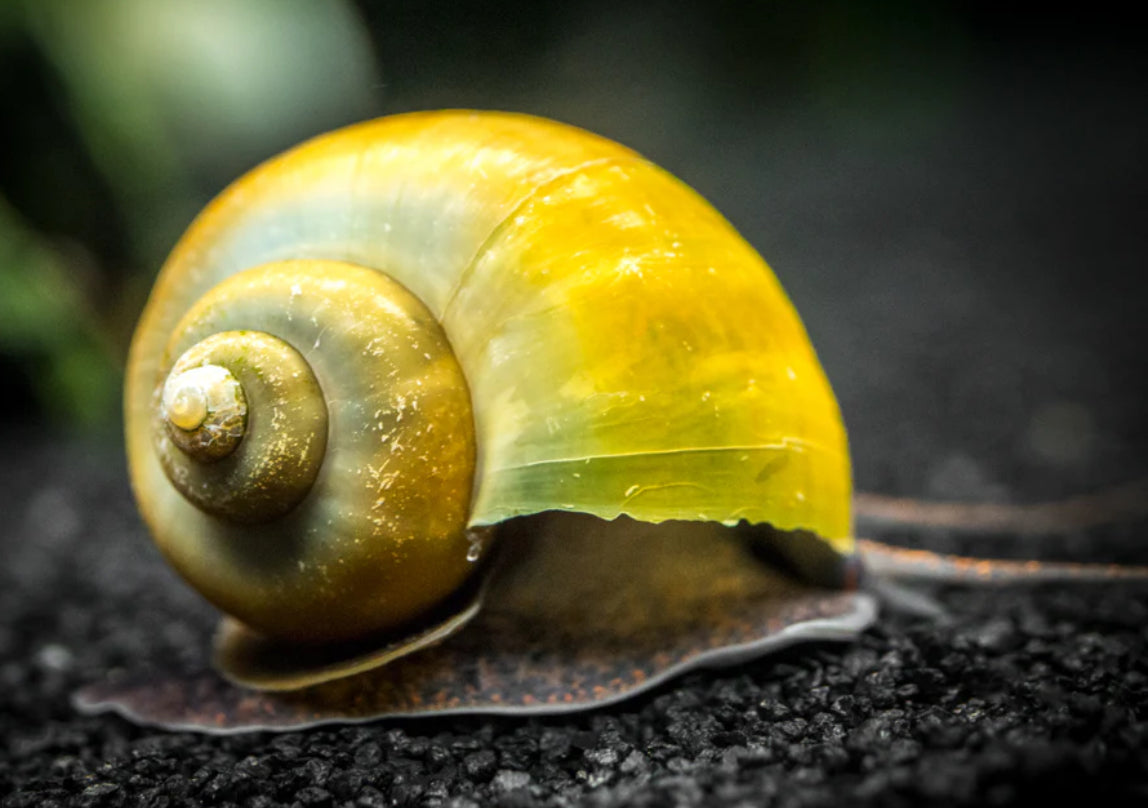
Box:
75, 111, 1148, 733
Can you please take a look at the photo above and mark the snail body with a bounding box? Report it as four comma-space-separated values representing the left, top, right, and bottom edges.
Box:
124, 110, 854, 695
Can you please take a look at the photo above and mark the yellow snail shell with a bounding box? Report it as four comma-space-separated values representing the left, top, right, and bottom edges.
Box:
125, 110, 853, 673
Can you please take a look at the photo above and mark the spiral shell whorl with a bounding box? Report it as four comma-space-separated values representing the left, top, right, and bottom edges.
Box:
161, 362, 246, 460
155, 330, 327, 523
134, 259, 479, 643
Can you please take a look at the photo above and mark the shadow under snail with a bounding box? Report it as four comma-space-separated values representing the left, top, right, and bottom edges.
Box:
74, 111, 1148, 733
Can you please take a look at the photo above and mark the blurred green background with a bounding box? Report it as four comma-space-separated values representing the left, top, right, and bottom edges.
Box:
0, 1, 1143, 446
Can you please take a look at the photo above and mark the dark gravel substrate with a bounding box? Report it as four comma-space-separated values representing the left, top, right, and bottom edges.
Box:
2, 439, 1147, 807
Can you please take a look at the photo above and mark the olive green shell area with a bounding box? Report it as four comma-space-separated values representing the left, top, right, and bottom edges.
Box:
127, 110, 852, 552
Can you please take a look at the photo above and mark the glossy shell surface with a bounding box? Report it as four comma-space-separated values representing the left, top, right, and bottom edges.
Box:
127, 110, 853, 557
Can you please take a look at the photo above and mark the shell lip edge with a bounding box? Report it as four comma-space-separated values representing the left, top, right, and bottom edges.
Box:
471, 508, 857, 588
